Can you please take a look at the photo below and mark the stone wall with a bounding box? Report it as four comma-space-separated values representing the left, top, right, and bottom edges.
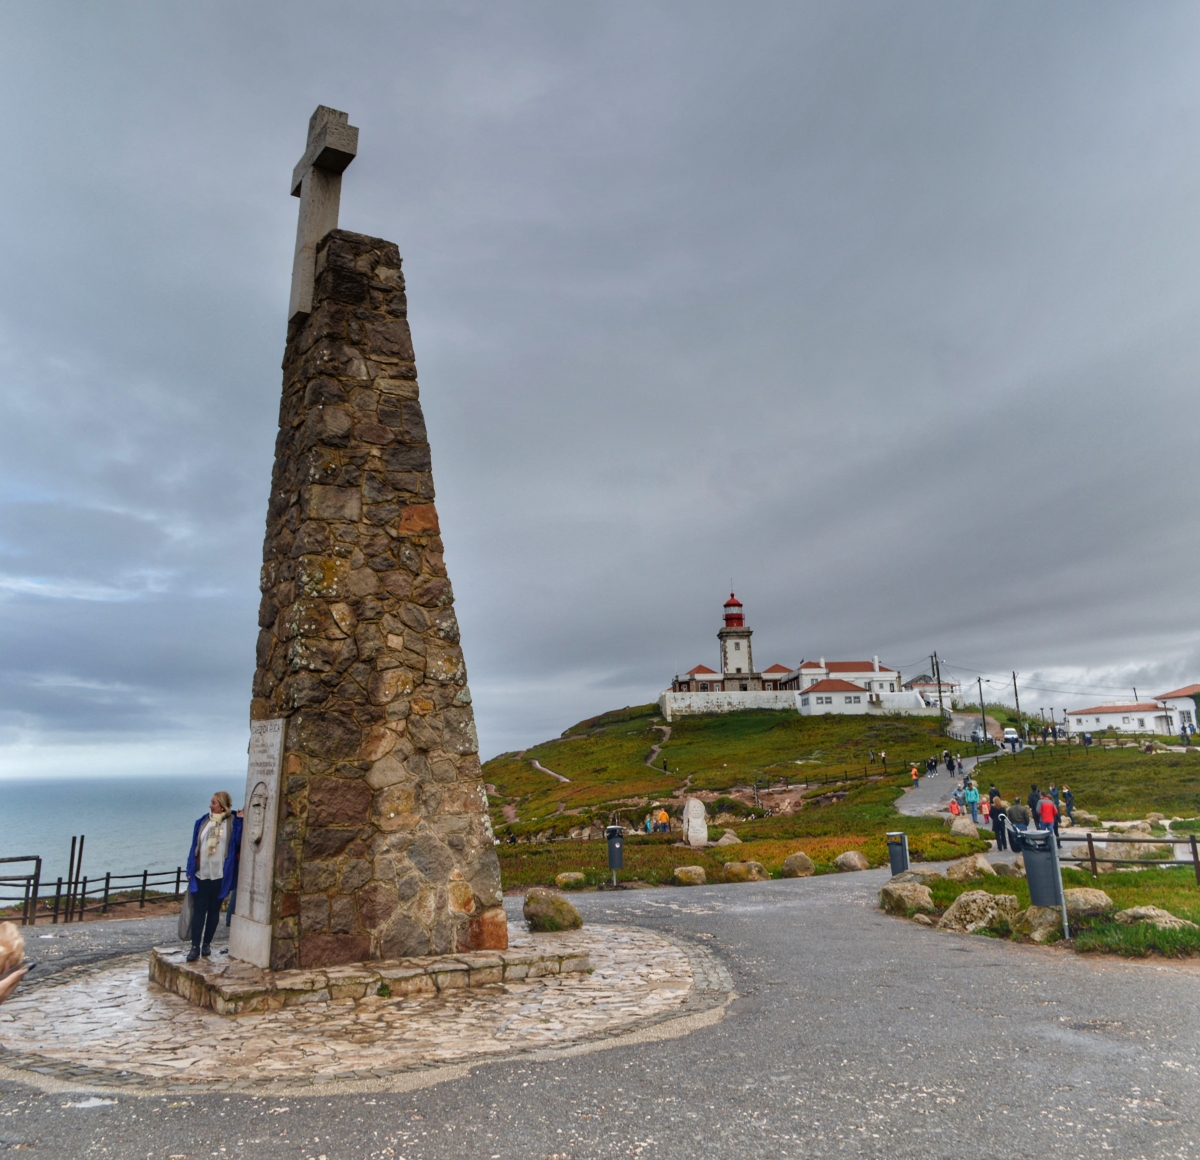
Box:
251, 228, 507, 970
658, 690, 798, 722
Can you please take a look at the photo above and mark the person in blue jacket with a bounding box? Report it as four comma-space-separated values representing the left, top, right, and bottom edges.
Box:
185, 791, 242, 962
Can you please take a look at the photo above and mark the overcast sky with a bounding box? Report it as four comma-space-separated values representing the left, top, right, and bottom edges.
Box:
0, 1, 1198, 781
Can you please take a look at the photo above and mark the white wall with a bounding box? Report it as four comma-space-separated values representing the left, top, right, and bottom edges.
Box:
658, 690, 796, 722
797, 689, 936, 717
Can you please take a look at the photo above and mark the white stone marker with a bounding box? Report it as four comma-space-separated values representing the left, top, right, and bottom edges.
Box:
228, 718, 286, 967
681, 797, 709, 847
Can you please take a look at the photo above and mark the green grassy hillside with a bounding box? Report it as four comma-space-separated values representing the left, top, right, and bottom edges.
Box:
485, 705, 993, 887
483, 704, 968, 836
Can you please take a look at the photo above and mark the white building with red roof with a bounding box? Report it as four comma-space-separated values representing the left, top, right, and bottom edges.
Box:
1067, 700, 1184, 737
659, 595, 936, 721
1155, 684, 1200, 734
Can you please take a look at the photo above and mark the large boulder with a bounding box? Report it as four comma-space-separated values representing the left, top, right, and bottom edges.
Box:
1063, 887, 1113, 919
781, 851, 815, 878
555, 871, 586, 890
714, 829, 742, 847
937, 891, 1019, 933
950, 816, 981, 838
723, 861, 768, 882
890, 868, 944, 885
1114, 906, 1198, 931
523, 888, 583, 932
673, 865, 706, 886
681, 797, 709, 848
1012, 905, 1062, 943
879, 882, 935, 915
945, 854, 997, 881
833, 850, 870, 872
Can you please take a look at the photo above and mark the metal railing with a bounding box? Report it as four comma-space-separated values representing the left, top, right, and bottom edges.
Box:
1052, 830, 1200, 883
0, 857, 42, 925
1, 834, 185, 926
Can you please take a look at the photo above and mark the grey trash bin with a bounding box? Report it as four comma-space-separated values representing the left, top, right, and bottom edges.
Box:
886, 831, 910, 876
1020, 827, 1063, 908
605, 825, 624, 870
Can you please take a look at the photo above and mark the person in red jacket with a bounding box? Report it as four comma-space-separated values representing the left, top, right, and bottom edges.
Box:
1036, 792, 1061, 847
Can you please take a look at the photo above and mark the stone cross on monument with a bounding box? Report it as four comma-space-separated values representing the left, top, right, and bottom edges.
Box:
228, 106, 508, 971
288, 106, 359, 321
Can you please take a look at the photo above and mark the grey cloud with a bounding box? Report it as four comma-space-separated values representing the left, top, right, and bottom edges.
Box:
0, 1, 1197, 770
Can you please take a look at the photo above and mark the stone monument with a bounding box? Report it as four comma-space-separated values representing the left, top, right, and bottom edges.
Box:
228, 106, 507, 970
681, 797, 709, 847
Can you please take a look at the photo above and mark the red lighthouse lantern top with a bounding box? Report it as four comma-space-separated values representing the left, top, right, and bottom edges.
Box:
723, 593, 744, 628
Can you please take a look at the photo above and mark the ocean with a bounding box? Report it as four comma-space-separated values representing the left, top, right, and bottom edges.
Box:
0, 774, 244, 888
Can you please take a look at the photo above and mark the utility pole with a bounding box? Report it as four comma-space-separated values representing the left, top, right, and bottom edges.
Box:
978, 676, 988, 748
1012, 671, 1023, 742
933, 652, 946, 727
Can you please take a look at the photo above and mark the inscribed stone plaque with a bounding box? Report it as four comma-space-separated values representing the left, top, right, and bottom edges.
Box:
682, 797, 709, 847
228, 718, 285, 966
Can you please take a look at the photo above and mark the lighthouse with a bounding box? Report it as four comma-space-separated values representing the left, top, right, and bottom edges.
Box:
718, 593, 755, 685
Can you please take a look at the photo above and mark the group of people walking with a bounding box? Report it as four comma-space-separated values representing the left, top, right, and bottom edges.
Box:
910, 749, 963, 788
986, 782, 1072, 851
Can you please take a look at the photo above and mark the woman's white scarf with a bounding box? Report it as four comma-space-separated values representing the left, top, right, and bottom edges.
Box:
204, 811, 230, 856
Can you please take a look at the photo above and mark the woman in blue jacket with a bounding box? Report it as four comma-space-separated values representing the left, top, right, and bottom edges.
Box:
185, 791, 242, 962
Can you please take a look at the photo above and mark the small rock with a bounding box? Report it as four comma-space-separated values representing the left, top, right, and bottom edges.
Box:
879, 882, 935, 915
781, 851, 815, 878
1114, 906, 1198, 931
1145, 812, 1165, 823
992, 861, 1024, 878
890, 868, 944, 885
723, 861, 768, 882
714, 830, 742, 847
523, 888, 583, 932
555, 872, 586, 890
950, 816, 980, 838
945, 853, 997, 881
1063, 887, 1113, 918
833, 850, 870, 872
1012, 905, 1062, 942
937, 890, 1019, 933
912, 912, 934, 926
673, 865, 706, 886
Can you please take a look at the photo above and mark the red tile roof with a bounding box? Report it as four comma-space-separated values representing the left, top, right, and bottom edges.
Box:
800, 679, 867, 693
1156, 684, 1200, 700
687, 664, 717, 675
1066, 703, 1162, 716
763, 664, 792, 673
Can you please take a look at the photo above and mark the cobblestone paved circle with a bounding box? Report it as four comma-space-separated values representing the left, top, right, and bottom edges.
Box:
0, 925, 732, 1095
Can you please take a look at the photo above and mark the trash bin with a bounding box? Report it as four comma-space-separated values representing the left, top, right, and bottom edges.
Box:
605, 825, 624, 871
1020, 827, 1064, 909
886, 831, 910, 876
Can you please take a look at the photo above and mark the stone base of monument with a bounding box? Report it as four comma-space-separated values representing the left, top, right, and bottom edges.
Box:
150, 943, 590, 1015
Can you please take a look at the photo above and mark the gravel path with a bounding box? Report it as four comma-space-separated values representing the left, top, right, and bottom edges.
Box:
2, 870, 1198, 1158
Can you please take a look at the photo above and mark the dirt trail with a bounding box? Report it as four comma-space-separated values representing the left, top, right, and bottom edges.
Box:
531, 759, 570, 783
645, 724, 672, 769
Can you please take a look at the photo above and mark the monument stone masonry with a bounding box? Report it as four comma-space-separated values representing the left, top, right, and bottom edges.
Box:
229, 106, 508, 970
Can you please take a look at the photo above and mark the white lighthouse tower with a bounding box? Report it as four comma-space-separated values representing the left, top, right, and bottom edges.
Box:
718, 593, 757, 687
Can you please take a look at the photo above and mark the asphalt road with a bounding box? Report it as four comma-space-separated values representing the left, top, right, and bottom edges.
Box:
2, 870, 1199, 1159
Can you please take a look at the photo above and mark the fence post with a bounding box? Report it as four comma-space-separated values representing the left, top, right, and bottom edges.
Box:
20, 875, 31, 927
1191, 835, 1200, 887
77, 876, 88, 922
139, 869, 148, 908
175, 867, 182, 900
102, 872, 111, 914
64, 836, 77, 923
29, 857, 40, 927
1087, 833, 1098, 879
52, 878, 62, 924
